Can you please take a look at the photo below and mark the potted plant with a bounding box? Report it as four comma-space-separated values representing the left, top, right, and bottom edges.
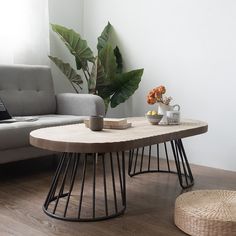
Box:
49, 22, 144, 113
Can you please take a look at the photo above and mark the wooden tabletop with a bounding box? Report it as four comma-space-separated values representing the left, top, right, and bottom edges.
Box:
30, 117, 208, 153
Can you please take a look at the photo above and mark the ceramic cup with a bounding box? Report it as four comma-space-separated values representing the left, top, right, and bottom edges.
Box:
166, 110, 180, 125
89, 115, 104, 131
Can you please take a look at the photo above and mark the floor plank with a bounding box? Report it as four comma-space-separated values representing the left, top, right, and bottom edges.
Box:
0, 155, 235, 236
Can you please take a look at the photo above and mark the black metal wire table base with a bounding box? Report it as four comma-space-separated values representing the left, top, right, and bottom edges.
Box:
43, 139, 193, 221
128, 139, 194, 189
43, 152, 126, 222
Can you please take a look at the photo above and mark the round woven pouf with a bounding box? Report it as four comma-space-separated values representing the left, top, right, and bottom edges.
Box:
174, 190, 236, 236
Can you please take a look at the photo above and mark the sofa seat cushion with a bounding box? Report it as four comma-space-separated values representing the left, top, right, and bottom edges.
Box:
0, 114, 85, 151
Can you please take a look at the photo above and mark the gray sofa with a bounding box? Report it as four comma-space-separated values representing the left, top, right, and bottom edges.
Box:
0, 64, 105, 164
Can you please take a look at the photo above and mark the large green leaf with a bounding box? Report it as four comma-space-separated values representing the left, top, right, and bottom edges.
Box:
97, 23, 123, 74
97, 22, 112, 52
51, 24, 94, 70
88, 57, 105, 94
98, 43, 117, 81
97, 83, 112, 99
49, 56, 82, 92
103, 97, 110, 114
110, 69, 144, 108
114, 46, 123, 73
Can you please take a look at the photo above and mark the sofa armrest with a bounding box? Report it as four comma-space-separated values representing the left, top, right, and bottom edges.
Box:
56, 93, 105, 116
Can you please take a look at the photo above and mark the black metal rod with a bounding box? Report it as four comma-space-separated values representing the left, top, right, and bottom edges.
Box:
92, 153, 96, 219
78, 155, 87, 219
179, 139, 194, 181
130, 149, 134, 173
176, 140, 189, 185
128, 149, 134, 174
102, 154, 108, 216
60, 153, 73, 196
171, 141, 183, 185
68, 154, 75, 184
122, 151, 126, 207
140, 147, 145, 172
110, 153, 118, 213
164, 142, 171, 171
116, 152, 123, 194
44, 153, 66, 209
174, 140, 182, 179
156, 144, 160, 171
53, 154, 72, 214
128, 150, 131, 173
64, 154, 80, 217
133, 148, 139, 174
148, 145, 152, 171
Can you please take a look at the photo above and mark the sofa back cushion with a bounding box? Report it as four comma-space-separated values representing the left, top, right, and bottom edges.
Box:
0, 64, 56, 116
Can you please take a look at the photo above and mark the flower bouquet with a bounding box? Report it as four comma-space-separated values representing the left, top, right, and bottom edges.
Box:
146, 85, 175, 125
146, 85, 172, 106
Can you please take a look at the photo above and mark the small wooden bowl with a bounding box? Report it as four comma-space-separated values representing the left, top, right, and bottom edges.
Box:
146, 114, 163, 125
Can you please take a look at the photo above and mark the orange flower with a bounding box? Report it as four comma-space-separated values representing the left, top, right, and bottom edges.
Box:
154, 90, 161, 99
148, 89, 155, 96
147, 96, 156, 104
157, 85, 166, 94
146, 85, 167, 105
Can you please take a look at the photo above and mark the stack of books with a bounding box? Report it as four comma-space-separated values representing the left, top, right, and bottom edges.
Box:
84, 118, 131, 129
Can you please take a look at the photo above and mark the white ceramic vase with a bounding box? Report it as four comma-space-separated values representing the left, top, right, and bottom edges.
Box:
158, 103, 180, 125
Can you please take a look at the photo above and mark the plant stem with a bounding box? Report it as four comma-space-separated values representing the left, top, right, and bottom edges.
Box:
86, 65, 91, 77
82, 68, 89, 82
71, 82, 80, 93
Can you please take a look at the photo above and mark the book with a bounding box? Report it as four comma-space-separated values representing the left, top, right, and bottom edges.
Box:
102, 122, 132, 129
103, 118, 127, 126
84, 118, 131, 129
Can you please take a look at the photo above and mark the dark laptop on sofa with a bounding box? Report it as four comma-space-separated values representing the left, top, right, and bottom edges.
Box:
0, 99, 37, 123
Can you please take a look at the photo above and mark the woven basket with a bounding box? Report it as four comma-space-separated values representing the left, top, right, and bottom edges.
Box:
174, 190, 236, 236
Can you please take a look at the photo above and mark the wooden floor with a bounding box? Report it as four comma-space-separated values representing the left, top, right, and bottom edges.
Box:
0, 155, 236, 236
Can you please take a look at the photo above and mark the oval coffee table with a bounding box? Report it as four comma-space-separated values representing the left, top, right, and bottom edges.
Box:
30, 117, 208, 222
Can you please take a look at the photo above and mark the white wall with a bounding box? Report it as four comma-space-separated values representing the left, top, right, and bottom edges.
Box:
0, 1, 49, 65
48, 0, 84, 93
83, 0, 236, 171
